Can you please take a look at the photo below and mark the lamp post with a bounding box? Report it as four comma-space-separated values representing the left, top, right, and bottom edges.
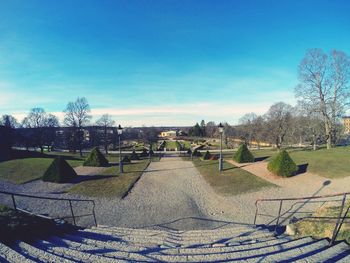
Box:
117, 125, 123, 174
218, 123, 224, 172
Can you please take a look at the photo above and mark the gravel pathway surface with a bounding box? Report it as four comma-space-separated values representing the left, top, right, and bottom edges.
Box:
1, 157, 350, 230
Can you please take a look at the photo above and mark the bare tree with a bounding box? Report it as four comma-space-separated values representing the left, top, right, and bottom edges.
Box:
265, 102, 293, 149
295, 49, 350, 149
238, 113, 258, 145
64, 97, 91, 156
22, 108, 59, 153
96, 114, 115, 154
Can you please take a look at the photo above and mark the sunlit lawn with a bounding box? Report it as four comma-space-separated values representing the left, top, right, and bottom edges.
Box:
68, 160, 150, 198
192, 158, 276, 195
0, 153, 84, 184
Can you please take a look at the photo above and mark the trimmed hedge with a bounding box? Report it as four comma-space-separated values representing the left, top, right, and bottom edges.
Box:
83, 147, 109, 167
140, 149, 148, 157
267, 150, 298, 177
193, 149, 202, 157
203, 150, 211, 160
122, 155, 131, 163
130, 150, 140, 160
42, 156, 77, 183
233, 144, 254, 163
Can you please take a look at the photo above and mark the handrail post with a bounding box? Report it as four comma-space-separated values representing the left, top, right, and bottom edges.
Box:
69, 200, 76, 226
275, 200, 283, 232
11, 194, 17, 210
330, 194, 347, 245
254, 201, 259, 225
92, 201, 97, 227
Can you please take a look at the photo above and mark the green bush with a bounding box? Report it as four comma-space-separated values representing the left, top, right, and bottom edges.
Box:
193, 149, 202, 157
267, 150, 298, 177
139, 148, 148, 157
233, 144, 254, 163
42, 156, 77, 183
203, 150, 211, 160
130, 150, 140, 160
122, 155, 131, 163
83, 147, 109, 167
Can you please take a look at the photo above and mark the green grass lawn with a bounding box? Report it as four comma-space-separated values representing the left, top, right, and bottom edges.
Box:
165, 140, 178, 150
192, 158, 276, 195
293, 202, 350, 243
241, 146, 350, 179
68, 160, 150, 198
0, 154, 84, 184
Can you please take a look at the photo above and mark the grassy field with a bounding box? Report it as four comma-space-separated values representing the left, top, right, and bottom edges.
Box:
0, 153, 84, 184
292, 202, 350, 243
68, 160, 150, 198
192, 158, 276, 195
249, 146, 350, 179
165, 140, 178, 150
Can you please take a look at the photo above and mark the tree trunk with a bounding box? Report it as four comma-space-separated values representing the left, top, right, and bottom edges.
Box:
325, 121, 332, 149
40, 146, 44, 154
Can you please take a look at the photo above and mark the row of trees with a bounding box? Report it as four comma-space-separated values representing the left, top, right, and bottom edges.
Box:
187, 48, 349, 150
0, 97, 120, 156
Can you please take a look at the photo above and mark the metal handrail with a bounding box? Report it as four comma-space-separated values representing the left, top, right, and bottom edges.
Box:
0, 190, 97, 227
254, 192, 350, 245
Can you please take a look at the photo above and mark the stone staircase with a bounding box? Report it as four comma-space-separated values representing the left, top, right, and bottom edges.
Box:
1, 224, 350, 262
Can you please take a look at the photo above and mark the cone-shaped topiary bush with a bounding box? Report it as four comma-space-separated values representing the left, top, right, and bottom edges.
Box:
203, 150, 211, 160
42, 156, 77, 183
83, 147, 109, 167
130, 150, 140, 160
140, 148, 148, 157
193, 149, 202, 157
233, 144, 254, 163
267, 150, 298, 177
122, 155, 131, 163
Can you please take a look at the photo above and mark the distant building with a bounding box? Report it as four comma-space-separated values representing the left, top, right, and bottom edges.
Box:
160, 130, 177, 138
343, 116, 350, 134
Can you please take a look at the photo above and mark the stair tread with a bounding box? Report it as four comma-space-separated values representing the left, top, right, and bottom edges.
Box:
0, 242, 35, 263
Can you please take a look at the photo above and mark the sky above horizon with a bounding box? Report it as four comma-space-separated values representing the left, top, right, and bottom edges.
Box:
1, 0, 350, 126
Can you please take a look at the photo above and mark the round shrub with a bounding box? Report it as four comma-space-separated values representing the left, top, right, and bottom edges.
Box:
267, 150, 298, 177
83, 147, 109, 167
130, 150, 140, 160
233, 144, 254, 163
43, 156, 77, 183
203, 150, 211, 160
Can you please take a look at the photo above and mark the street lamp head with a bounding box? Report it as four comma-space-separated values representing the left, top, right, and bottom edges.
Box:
117, 124, 123, 135
218, 123, 224, 134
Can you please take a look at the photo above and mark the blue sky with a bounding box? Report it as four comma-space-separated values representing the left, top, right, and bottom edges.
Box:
0, 0, 349, 126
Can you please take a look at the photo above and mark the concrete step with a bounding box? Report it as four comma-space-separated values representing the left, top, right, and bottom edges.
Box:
0, 242, 35, 263
16, 241, 76, 263
249, 239, 330, 262
94, 225, 258, 238
46, 235, 154, 262
148, 237, 323, 262
32, 239, 131, 263
295, 242, 350, 262
62, 232, 148, 252
85, 227, 275, 246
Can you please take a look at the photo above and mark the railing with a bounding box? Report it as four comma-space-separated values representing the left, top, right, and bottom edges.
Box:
254, 192, 350, 245
0, 190, 97, 227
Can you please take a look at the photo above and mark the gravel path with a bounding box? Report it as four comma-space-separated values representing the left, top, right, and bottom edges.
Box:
107, 157, 237, 230
1, 157, 350, 230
